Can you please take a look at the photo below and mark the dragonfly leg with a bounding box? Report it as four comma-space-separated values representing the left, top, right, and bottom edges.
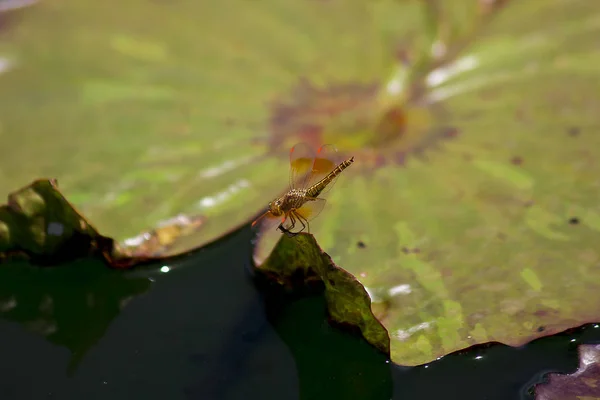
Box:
294, 211, 308, 234
278, 223, 291, 236
288, 213, 297, 233
279, 214, 297, 237
280, 212, 308, 237
287, 212, 306, 236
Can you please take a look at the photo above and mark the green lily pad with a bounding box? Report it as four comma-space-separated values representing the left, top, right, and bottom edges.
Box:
3, 0, 599, 367
253, 232, 389, 358
254, 0, 600, 366
0, 0, 426, 256
533, 344, 600, 399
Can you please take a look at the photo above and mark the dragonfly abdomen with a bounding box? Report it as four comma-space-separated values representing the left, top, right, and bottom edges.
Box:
307, 156, 354, 198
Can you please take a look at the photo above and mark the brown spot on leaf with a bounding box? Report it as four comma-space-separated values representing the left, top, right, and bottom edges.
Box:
268, 79, 376, 152
393, 152, 407, 166
515, 107, 530, 122
569, 217, 580, 225
567, 126, 581, 136
479, 0, 511, 14
357, 241, 366, 249
511, 156, 523, 165
374, 154, 387, 168
267, 78, 455, 168
373, 107, 407, 145
534, 309, 558, 318
443, 127, 459, 138
441, 267, 453, 278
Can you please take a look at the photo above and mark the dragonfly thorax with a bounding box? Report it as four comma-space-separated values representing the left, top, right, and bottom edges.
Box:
269, 189, 308, 216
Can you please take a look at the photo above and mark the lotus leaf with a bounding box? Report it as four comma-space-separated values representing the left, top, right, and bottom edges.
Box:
252, 0, 600, 366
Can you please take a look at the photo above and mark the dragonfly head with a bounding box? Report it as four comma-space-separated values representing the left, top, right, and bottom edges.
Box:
268, 199, 283, 216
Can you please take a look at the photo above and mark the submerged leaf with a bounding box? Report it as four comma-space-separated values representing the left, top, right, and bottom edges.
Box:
254, 232, 390, 357
534, 344, 600, 399
0, 179, 114, 263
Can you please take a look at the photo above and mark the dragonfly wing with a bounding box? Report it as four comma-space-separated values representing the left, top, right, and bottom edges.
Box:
296, 197, 327, 222
289, 142, 317, 190
279, 199, 326, 234
252, 211, 284, 232
305, 144, 341, 198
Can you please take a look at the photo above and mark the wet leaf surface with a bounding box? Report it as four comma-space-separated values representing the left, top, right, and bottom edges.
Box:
534, 344, 600, 400
253, 0, 600, 365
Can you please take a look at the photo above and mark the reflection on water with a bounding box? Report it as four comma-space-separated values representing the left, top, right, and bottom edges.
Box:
0, 227, 301, 400
0, 257, 152, 373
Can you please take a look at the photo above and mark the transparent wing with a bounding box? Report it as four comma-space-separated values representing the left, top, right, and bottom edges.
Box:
279, 198, 327, 234
296, 197, 327, 222
289, 142, 317, 190
252, 211, 284, 232
305, 144, 341, 198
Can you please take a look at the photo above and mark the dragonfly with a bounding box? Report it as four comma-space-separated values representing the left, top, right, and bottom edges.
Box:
252, 143, 354, 237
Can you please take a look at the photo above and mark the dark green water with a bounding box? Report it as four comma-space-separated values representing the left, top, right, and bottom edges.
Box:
0, 226, 597, 400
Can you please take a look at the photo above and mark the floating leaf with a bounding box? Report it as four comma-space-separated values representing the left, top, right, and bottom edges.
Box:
534, 344, 600, 399
254, 0, 600, 366
2, 0, 599, 367
0, 0, 423, 256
